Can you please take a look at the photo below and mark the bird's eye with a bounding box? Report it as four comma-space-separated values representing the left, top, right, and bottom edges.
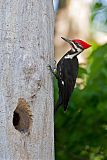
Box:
74, 42, 83, 50
74, 42, 78, 45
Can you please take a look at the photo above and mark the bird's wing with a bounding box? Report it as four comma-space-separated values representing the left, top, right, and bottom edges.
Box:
57, 57, 78, 111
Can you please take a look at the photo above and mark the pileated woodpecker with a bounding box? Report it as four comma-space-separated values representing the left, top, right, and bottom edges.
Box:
49, 37, 91, 113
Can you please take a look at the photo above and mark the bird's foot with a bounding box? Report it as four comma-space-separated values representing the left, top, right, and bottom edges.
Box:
54, 60, 57, 65
47, 65, 53, 71
47, 65, 58, 79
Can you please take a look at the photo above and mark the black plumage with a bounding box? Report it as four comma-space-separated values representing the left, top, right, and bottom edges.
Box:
50, 37, 91, 113
55, 49, 78, 112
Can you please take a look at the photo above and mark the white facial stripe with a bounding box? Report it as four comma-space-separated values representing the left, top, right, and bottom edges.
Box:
72, 42, 78, 50
77, 47, 82, 53
72, 42, 82, 53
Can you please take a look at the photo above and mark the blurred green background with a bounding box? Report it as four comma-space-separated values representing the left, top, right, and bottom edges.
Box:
53, 0, 107, 160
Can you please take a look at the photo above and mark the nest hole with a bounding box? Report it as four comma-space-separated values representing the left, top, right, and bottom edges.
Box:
13, 98, 32, 133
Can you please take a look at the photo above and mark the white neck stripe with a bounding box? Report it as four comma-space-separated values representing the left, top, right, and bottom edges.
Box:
64, 53, 78, 59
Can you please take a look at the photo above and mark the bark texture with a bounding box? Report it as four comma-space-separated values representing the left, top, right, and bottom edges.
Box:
0, 0, 54, 159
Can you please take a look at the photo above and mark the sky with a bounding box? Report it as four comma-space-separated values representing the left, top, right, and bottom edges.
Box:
53, 0, 59, 12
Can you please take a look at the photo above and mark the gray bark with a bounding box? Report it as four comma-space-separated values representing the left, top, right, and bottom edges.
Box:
0, 0, 54, 160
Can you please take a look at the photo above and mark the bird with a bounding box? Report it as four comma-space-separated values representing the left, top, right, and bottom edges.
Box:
49, 37, 91, 113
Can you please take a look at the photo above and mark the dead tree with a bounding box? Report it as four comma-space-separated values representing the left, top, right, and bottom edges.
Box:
0, 0, 54, 159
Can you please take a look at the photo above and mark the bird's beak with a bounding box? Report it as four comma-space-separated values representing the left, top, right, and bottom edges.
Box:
61, 37, 73, 46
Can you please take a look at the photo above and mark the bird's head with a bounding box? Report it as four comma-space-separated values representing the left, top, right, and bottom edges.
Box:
61, 37, 91, 54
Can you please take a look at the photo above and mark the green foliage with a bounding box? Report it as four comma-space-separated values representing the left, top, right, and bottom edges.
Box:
55, 44, 107, 160
91, 0, 107, 32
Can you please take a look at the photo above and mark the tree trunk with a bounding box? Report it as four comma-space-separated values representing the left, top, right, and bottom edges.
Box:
0, 0, 54, 160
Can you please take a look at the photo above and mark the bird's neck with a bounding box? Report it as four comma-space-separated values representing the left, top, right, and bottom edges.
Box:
64, 49, 78, 60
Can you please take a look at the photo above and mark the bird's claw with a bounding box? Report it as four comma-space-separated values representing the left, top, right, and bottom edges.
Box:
54, 60, 57, 65
47, 64, 58, 79
47, 65, 53, 72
